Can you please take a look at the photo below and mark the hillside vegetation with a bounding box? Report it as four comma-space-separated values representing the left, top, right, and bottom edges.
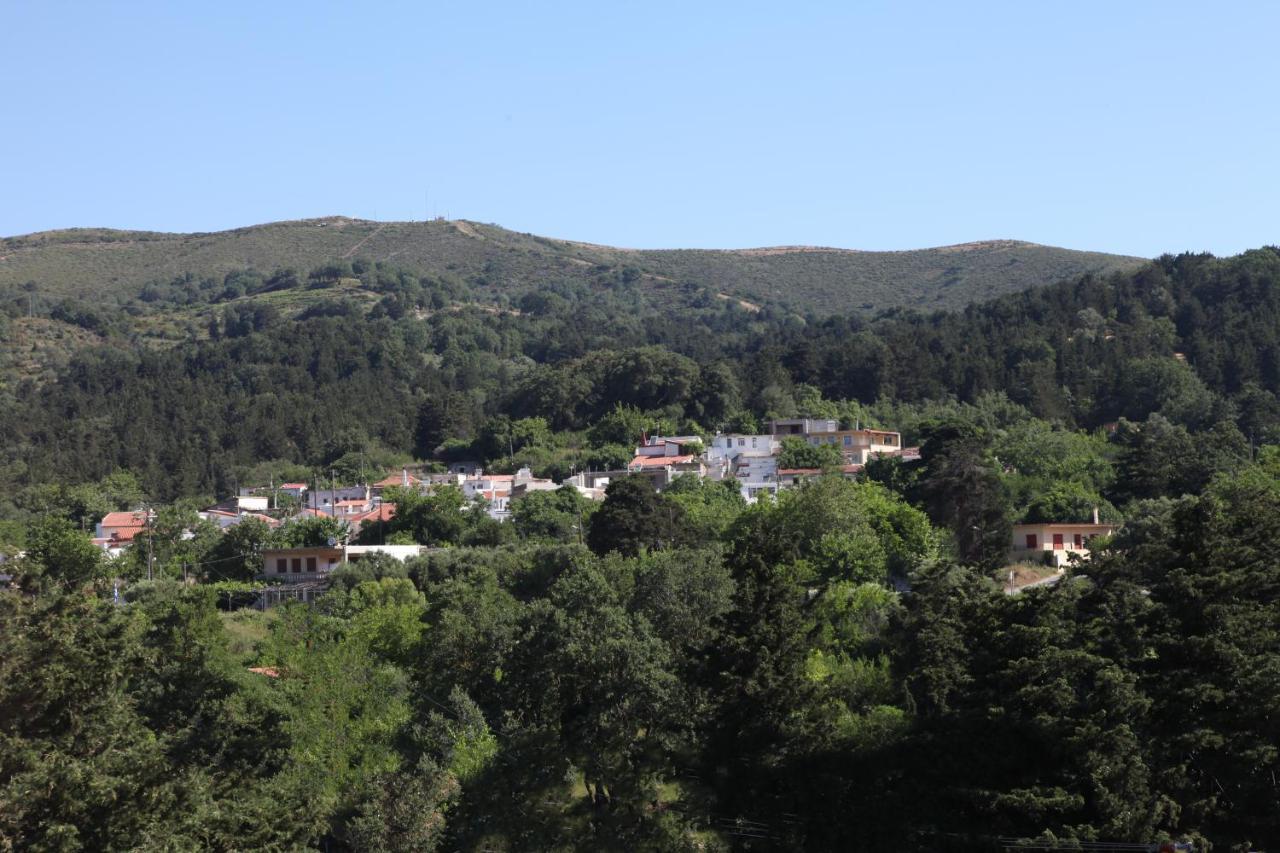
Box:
0, 216, 1145, 315
9, 247, 1280, 849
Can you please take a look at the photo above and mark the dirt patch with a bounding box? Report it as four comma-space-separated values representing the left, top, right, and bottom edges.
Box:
452, 221, 484, 239
935, 240, 1033, 254
998, 561, 1060, 590
729, 245, 863, 257
716, 293, 762, 312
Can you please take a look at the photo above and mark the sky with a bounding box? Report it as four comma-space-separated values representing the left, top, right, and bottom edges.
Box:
2, 1, 1278, 257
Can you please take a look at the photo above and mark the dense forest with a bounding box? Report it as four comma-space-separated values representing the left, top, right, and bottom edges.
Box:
4, 247, 1280, 849
1, 247, 1277, 511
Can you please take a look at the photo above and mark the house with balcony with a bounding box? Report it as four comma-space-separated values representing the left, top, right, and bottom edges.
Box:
803, 428, 903, 464
261, 543, 427, 582
1010, 521, 1116, 567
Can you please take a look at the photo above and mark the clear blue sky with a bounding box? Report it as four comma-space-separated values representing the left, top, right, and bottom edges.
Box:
3, 1, 1277, 256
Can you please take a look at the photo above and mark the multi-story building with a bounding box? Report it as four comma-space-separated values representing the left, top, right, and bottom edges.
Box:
803, 429, 903, 464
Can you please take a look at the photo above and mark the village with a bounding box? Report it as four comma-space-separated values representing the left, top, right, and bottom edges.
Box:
85, 417, 1116, 597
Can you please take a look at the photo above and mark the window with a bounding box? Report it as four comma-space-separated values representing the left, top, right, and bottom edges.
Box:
306, 557, 317, 573
1052, 533, 1064, 550
738, 438, 745, 447
276, 558, 287, 574
844, 435, 852, 446
1073, 533, 1083, 548
291, 558, 302, 573
751, 437, 757, 448
1025, 534, 1037, 549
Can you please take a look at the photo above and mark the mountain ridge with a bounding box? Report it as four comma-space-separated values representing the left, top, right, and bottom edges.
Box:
0, 216, 1148, 315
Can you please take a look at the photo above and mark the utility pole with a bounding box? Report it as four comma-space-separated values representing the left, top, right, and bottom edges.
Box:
146, 518, 154, 582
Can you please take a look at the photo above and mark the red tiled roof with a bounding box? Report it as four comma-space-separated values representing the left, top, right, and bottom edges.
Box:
777, 468, 822, 475
248, 666, 280, 678
100, 510, 148, 528
374, 473, 420, 487
351, 504, 396, 526
1011, 522, 1116, 530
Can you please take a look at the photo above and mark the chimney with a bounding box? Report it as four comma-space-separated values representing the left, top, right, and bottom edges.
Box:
402, 468, 409, 487
1092, 506, 1100, 525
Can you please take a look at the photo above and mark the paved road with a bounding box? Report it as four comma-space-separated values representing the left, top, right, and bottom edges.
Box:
1006, 571, 1066, 595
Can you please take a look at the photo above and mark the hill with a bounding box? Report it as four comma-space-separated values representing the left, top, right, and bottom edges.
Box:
0, 217, 1146, 315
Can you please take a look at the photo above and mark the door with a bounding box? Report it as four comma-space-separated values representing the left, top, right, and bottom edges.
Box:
1052, 533, 1064, 550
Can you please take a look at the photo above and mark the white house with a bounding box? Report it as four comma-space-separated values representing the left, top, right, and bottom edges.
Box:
707, 433, 780, 459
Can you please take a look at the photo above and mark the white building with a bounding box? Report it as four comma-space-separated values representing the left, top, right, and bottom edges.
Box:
707, 433, 780, 459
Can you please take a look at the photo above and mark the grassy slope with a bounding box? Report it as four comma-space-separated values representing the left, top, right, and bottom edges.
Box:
0, 217, 1147, 315
0, 317, 106, 389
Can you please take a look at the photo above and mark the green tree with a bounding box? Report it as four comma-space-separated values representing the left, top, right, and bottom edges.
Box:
1022, 482, 1119, 524
275, 513, 351, 547
370, 485, 470, 546
510, 485, 596, 543
729, 477, 937, 585
203, 517, 274, 581
663, 474, 747, 541
778, 435, 844, 470
586, 476, 688, 557
587, 403, 673, 448
19, 515, 106, 592
914, 420, 1012, 569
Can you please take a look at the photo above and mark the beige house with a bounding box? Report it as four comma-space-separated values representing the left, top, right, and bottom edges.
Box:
804, 429, 902, 464
262, 544, 425, 582
1010, 522, 1116, 567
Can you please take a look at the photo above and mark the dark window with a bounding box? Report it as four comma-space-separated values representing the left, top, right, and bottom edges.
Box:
1025, 534, 1037, 549
306, 557, 317, 573
1074, 533, 1083, 548
1053, 534, 1064, 550
291, 558, 302, 573
276, 558, 287, 574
